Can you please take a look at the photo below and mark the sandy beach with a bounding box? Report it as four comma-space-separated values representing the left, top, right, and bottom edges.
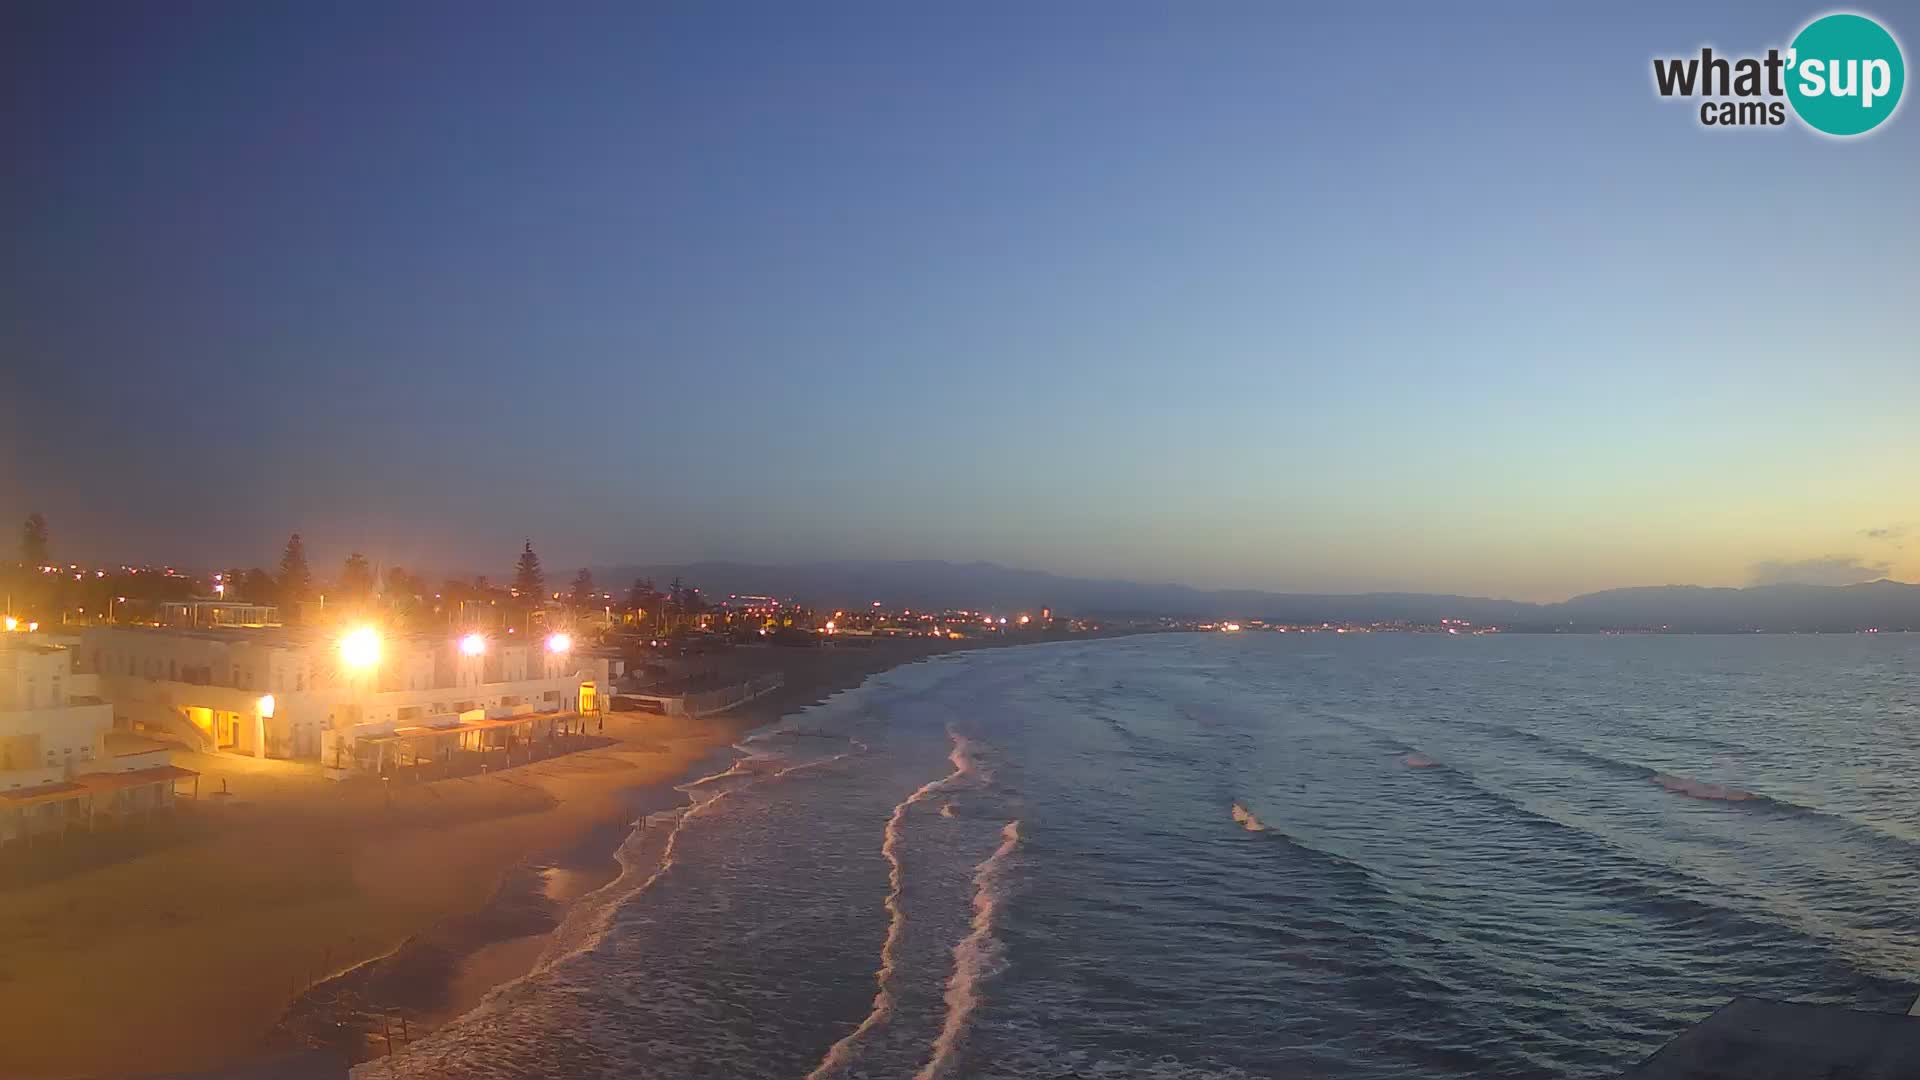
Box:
0, 636, 1012, 1080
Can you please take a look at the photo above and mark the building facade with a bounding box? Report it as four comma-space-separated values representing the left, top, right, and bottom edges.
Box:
1, 636, 192, 844
81, 626, 614, 776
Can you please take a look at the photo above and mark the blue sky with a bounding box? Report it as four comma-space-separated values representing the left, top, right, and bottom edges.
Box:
2, 1, 1915, 600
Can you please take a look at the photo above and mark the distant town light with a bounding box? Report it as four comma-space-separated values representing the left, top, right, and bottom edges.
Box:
27, 622, 38, 632
546, 632, 572, 654
257, 694, 276, 719
460, 632, 487, 657
340, 626, 382, 670
2, 616, 15, 632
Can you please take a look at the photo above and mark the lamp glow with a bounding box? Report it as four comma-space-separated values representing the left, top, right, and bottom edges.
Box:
546, 632, 572, 654
257, 694, 275, 719
2, 616, 14, 632
459, 632, 487, 657
340, 626, 382, 670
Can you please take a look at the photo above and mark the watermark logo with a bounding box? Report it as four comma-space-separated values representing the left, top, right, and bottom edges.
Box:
1653, 11, 1904, 136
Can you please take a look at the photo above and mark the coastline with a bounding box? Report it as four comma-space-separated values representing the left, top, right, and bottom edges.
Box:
0, 634, 1068, 1080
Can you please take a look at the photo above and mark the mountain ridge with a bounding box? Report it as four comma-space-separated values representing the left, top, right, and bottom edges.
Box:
591, 559, 1920, 632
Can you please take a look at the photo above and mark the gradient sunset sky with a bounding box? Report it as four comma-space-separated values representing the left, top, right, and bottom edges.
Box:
2, 1, 1915, 601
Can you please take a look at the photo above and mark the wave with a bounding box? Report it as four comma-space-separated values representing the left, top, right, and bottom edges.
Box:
374, 732, 872, 1072
1402, 753, 1438, 769
915, 819, 1021, 1080
1230, 802, 1266, 832
805, 730, 980, 1080
1651, 772, 1762, 803
940, 801, 958, 819
1458, 721, 1823, 817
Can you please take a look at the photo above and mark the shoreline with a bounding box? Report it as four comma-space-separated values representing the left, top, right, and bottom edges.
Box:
270, 636, 1041, 1076
0, 633, 1112, 1080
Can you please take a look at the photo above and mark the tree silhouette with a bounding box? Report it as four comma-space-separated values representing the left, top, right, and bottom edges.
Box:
279, 533, 313, 599
625, 578, 661, 628
569, 568, 596, 609
341, 553, 374, 599
241, 568, 279, 605
20, 513, 48, 565
513, 540, 545, 598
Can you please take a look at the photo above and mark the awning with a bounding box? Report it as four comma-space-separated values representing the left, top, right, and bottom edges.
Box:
362, 713, 580, 744
74, 765, 199, 794
0, 781, 89, 808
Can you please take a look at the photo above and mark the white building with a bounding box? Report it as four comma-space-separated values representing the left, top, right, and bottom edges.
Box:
1, 636, 193, 845
81, 626, 616, 777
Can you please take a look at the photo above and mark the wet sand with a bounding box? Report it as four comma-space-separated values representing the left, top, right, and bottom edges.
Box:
0, 635, 1040, 1080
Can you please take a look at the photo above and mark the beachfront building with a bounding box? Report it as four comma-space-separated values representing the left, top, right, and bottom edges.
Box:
80, 626, 616, 777
1, 635, 196, 845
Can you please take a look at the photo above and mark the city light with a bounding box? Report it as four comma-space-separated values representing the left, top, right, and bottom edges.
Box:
339, 626, 382, 670
2, 616, 13, 632
546, 632, 572, 654
257, 694, 276, 719
460, 632, 487, 656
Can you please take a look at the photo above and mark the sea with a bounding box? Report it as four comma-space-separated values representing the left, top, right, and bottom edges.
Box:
360, 631, 1920, 1079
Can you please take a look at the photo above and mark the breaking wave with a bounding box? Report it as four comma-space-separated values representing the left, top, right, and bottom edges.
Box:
915, 819, 1021, 1080
805, 731, 980, 1080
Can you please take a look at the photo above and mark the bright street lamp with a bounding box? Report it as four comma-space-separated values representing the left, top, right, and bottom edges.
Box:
340, 626, 382, 670
546, 632, 572, 654
459, 632, 487, 657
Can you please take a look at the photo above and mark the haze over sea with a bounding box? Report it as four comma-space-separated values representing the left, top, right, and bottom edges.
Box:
367, 632, 1920, 1079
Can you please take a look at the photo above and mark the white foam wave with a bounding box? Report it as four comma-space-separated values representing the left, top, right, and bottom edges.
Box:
1230, 802, 1267, 832
378, 734, 869, 1069
805, 730, 978, 1080
915, 819, 1021, 1080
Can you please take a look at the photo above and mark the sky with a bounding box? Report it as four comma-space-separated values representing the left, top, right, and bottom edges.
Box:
1, 1, 1915, 601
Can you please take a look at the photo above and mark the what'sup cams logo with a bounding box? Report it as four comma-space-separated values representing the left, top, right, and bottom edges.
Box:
1653, 11, 1904, 135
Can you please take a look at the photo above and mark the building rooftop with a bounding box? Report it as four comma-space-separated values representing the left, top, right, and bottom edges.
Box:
0, 640, 70, 655
1620, 998, 1920, 1079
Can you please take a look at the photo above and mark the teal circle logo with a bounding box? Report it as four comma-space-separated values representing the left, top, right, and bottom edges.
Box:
1786, 13, 1905, 136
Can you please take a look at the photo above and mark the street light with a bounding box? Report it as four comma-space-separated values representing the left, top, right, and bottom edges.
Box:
546, 632, 572, 654
2, 616, 14, 632
459, 632, 487, 657
340, 626, 382, 670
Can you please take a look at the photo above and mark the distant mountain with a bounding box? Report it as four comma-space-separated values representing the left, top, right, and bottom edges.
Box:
1554, 580, 1920, 632
592, 559, 1920, 632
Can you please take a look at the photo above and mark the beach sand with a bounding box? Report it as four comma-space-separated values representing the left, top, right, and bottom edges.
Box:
0, 636, 1011, 1080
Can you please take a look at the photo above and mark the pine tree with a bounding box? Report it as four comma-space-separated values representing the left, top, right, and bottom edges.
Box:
279, 533, 313, 599
569, 568, 596, 609
20, 513, 48, 566
513, 539, 545, 598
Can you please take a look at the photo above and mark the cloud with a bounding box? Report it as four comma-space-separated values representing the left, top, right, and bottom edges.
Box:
1861, 524, 1911, 546
1749, 555, 1892, 587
